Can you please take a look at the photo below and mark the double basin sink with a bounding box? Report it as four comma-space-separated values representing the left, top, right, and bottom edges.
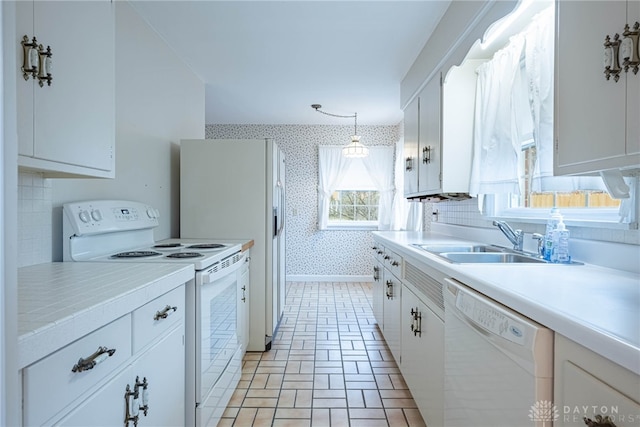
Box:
412, 243, 578, 264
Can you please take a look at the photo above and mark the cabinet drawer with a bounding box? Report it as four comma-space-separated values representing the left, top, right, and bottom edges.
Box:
23, 314, 131, 426
132, 285, 185, 354
383, 248, 403, 280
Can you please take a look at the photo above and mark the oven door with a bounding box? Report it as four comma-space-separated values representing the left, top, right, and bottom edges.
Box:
195, 268, 240, 405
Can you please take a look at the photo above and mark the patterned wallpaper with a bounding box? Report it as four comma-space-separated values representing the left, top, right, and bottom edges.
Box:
205, 124, 400, 277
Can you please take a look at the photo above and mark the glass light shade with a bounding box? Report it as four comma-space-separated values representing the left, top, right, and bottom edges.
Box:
342, 135, 369, 158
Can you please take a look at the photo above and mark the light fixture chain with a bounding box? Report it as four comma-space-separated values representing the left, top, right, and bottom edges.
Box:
311, 104, 358, 135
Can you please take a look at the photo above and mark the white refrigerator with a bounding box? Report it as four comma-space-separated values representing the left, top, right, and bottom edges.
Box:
180, 138, 286, 352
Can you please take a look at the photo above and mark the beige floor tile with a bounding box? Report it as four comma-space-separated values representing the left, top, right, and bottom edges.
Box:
274, 408, 312, 419
349, 419, 389, 427
242, 397, 279, 408
311, 408, 330, 426
349, 408, 387, 419
313, 389, 346, 399
330, 408, 350, 427
312, 398, 348, 408
246, 388, 280, 399
381, 398, 418, 409
403, 408, 427, 427
385, 408, 409, 426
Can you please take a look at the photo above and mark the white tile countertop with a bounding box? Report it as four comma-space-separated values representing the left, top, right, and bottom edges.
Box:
373, 231, 640, 376
18, 262, 194, 369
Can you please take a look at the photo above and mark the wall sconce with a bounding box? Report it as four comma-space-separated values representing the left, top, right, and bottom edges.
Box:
311, 104, 369, 158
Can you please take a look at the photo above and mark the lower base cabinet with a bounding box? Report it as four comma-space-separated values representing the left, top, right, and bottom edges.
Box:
554, 334, 640, 427
56, 325, 184, 426
400, 284, 444, 427
22, 285, 186, 426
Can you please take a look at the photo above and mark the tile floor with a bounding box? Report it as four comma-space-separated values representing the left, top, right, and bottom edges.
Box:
217, 281, 426, 427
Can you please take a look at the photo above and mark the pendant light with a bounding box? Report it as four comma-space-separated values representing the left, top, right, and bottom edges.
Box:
311, 104, 369, 158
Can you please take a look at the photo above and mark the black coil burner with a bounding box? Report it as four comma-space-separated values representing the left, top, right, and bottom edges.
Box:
166, 252, 203, 259
187, 243, 226, 250
111, 251, 161, 258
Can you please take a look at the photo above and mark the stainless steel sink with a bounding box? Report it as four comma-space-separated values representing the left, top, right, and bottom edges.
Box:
412, 242, 580, 264
412, 244, 504, 254
439, 252, 547, 264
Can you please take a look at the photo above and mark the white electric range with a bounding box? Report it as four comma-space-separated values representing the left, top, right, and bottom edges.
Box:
62, 200, 245, 427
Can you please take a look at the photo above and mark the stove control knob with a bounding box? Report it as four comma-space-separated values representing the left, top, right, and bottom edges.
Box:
146, 208, 155, 219
79, 210, 91, 223
91, 209, 103, 222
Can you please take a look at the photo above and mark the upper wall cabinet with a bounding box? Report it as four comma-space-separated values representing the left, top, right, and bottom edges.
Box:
17, 1, 115, 178
555, 0, 640, 175
403, 60, 478, 200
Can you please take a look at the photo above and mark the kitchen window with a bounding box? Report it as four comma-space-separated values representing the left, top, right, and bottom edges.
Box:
318, 145, 394, 230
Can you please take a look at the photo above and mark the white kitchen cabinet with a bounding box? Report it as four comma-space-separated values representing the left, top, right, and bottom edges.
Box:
403, 62, 477, 199
400, 259, 446, 427
380, 248, 403, 364
238, 251, 251, 354
57, 326, 184, 427
554, 334, 640, 426
22, 285, 185, 426
555, 0, 640, 175
400, 284, 444, 427
16, 0, 115, 178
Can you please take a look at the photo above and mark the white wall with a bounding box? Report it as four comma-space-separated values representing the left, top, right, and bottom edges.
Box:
44, 1, 205, 262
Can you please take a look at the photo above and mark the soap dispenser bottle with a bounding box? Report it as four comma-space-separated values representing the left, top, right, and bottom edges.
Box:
551, 220, 571, 264
543, 208, 563, 261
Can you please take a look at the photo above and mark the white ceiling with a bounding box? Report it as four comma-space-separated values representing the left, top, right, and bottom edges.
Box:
129, 1, 451, 126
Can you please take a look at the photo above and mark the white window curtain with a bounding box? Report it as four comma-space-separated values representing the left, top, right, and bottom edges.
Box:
317, 145, 349, 230
361, 146, 395, 230
317, 145, 395, 230
390, 138, 423, 231
469, 35, 525, 196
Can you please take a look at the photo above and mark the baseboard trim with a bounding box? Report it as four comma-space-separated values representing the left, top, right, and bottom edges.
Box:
286, 274, 373, 283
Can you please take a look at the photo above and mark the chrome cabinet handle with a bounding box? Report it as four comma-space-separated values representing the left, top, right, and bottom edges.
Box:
21, 35, 39, 81
71, 346, 116, 373
136, 376, 149, 416
383, 255, 390, 260
373, 266, 379, 282
422, 146, 432, 164
391, 260, 399, 267
385, 280, 393, 299
410, 308, 422, 337
153, 305, 177, 321
36, 44, 52, 87
124, 383, 139, 427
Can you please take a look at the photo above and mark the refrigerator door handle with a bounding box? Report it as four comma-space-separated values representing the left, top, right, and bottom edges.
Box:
273, 206, 278, 238
277, 180, 285, 236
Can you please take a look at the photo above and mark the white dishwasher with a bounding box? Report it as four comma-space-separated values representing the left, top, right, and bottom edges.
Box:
444, 278, 554, 427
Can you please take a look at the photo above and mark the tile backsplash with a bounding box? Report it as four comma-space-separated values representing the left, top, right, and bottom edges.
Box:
18, 172, 53, 267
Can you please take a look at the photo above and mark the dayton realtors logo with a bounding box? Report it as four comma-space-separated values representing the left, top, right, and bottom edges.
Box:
529, 401, 559, 426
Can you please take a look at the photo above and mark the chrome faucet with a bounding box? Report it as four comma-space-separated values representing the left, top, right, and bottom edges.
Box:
492, 220, 524, 251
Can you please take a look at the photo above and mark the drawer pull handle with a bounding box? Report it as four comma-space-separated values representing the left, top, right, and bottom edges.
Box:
71, 346, 116, 373
153, 305, 177, 321
124, 384, 139, 426
136, 376, 150, 416
391, 260, 399, 267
